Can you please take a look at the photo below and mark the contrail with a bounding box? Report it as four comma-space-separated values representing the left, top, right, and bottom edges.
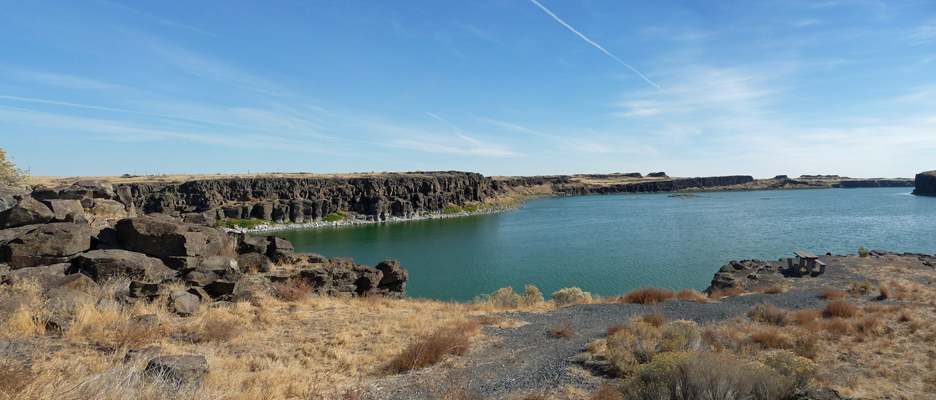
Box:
0, 94, 251, 128
528, 0, 665, 92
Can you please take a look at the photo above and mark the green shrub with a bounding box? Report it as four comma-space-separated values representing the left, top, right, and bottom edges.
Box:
761, 350, 818, 391
323, 213, 345, 222
624, 351, 795, 400
551, 287, 593, 306
521, 285, 544, 307
858, 246, 870, 258
442, 206, 464, 214
606, 320, 701, 377
213, 219, 269, 229
488, 287, 521, 309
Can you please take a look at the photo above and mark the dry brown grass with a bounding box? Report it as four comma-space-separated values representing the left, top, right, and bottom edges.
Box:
548, 320, 574, 338
277, 278, 313, 301
763, 284, 786, 294
385, 320, 480, 373
617, 287, 675, 304
723, 286, 745, 297
823, 300, 858, 318
747, 302, 791, 326
0, 278, 485, 399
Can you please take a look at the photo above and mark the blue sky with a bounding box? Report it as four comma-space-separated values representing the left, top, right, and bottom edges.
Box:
1, 1, 933, 178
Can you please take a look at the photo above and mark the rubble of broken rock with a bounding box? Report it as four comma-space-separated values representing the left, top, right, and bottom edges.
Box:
1, 180, 408, 383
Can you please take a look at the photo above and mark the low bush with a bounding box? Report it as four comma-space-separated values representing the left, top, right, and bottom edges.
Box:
747, 303, 791, 326
793, 309, 822, 326
850, 280, 873, 296
442, 206, 464, 214
622, 351, 797, 400
638, 310, 666, 327
823, 300, 858, 318
279, 278, 314, 302
749, 327, 794, 350
763, 285, 786, 294
761, 350, 819, 391
605, 320, 700, 376
551, 287, 593, 306
521, 285, 545, 307
858, 246, 870, 258
619, 287, 675, 305
877, 283, 890, 300
549, 320, 574, 338
386, 321, 479, 373
820, 289, 848, 300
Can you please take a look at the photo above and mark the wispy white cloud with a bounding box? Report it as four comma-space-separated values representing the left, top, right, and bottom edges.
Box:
147, 40, 291, 97
0, 94, 252, 129
908, 19, 936, 44
0, 67, 124, 91
473, 116, 561, 139
454, 22, 500, 43
95, 0, 223, 38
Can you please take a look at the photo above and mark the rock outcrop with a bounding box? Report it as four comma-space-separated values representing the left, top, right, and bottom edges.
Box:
0, 181, 410, 319
912, 170, 936, 196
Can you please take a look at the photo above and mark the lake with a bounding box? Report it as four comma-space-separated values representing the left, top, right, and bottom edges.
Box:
255, 187, 934, 301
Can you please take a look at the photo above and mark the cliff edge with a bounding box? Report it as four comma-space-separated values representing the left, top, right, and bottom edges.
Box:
912, 170, 936, 196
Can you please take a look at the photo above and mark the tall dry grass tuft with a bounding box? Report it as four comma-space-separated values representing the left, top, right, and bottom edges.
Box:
385, 320, 480, 373
0, 280, 48, 338
619, 287, 675, 305
823, 300, 858, 318
747, 303, 791, 326
549, 319, 574, 338
278, 278, 314, 302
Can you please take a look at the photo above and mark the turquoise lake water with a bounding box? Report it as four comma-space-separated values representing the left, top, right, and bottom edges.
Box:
256, 188, 935, 301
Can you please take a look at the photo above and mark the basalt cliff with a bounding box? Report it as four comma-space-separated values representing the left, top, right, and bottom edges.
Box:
912, 170, 936, 196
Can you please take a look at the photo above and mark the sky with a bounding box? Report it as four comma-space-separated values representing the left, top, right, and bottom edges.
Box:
1, 0, 934, 179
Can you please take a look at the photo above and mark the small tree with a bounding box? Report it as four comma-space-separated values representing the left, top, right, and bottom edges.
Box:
0, 148, 27, 187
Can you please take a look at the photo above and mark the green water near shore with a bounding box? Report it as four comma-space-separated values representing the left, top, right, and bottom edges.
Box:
256, 187, 935, 301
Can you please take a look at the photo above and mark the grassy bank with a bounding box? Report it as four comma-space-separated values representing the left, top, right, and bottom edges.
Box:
2, 257, 935, 399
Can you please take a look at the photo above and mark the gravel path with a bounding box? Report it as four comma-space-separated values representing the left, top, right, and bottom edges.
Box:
377, 289, 831, 399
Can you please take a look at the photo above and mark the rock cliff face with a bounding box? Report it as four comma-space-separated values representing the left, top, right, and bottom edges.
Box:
912, 171, 936, 196
492, 175, 755, 196
121, 172, 495, 223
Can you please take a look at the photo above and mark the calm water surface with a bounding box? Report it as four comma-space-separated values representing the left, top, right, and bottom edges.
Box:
257, 188, 935, 301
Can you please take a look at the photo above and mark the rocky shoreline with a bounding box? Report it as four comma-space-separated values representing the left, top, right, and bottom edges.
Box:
222, 204, 524, 234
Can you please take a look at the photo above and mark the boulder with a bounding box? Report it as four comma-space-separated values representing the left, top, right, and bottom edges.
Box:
265, 236, 294, 262
129, 281, 165, 299
237, 235, 268, 255
183, 256, 242, 286
0, 263, 68, 288
46, 273, 98, 294
86, 199, 129, 219
43, 199, 88, 222
97, 299, 121, 312
116, 214, 229, 261
354, 265, 384, 294
89, 218, 122, 250
236, 252, 272, 273
73, 249, 176, 282
181, 212, 216, 226
330, 257, 355, 270
46, 315, 74, 331
46, 288, 95, 315
145, 355, 209, 385
169, 290, 199, 316
375, 259, 408, 286
0, 197, 54, 229
124, 346, 163, 363
5, 223, 92, 268
74, 180, 115, 199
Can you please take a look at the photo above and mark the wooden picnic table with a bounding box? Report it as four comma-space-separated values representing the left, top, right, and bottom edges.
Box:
793, 251, 825, 275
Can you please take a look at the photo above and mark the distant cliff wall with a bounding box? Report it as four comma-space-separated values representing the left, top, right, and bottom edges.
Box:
912, 171, 936, 196
119, 172, 496, 223
492, 175, 755, 196
835, 179, 916, 188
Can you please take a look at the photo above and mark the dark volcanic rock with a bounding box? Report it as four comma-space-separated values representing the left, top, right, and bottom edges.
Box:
236, 252, 272, 273
73, 249, 176, 282
145, 355, 209, 385
43, 199, 88, 222
0, 197, 54, 229
912, 170, 936, 196
375, 259, 408, 286
116, 214, 229, 262
4, 223, 91, 268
